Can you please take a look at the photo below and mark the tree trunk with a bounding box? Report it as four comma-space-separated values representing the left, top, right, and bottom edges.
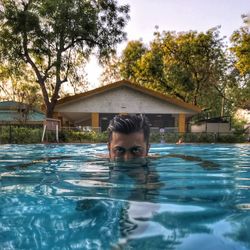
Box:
220, 96, 225, 117
46, 102, 54, 118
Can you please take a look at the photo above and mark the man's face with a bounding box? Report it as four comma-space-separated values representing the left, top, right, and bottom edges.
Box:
108, 131, 149, 161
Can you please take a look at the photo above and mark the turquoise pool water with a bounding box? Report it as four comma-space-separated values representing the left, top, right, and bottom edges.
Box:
0, 143, 250, 250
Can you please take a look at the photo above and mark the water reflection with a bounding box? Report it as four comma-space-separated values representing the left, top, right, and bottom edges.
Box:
108, 159, 162, 200
75, 159, 164, 248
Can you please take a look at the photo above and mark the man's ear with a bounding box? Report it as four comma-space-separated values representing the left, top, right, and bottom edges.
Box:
107, 142, 111, 158
146, 143, 151, 155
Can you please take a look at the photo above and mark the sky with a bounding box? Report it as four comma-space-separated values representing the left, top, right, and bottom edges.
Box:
86, 0, 250, 89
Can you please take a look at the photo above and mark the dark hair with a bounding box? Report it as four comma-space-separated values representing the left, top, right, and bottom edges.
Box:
107, 114, 150, 144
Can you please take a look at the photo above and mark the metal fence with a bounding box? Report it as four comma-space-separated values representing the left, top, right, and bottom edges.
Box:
0, 124, 43, 144
0, 124, 248, 144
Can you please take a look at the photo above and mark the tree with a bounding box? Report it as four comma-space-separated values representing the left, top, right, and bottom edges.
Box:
152, 29, 228, 107
100, 53, 122, 86
0, 62, 44, 123
124, 37, 186, 100
231, 15, 250, 75
0, 0, 130, 117
0, 61, 43, 106
100, 41, 147, 86
230, 14, 250, 108
116, 28, 230, 116
119, 40, 147, 81
61, 53, 89, 95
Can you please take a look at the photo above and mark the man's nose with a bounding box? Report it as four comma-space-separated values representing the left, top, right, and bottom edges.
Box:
123, 151, 134, 161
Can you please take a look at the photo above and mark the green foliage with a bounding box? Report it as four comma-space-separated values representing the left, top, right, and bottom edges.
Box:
0, 126, 42, 144
150, 132, 179, 143
102, 18, 250, 118
231, 116, 248, 132
195, 133, 217, 143
217, 133, 247, 143
120, 40, 147, 81
0, 0, 130, 117
0, 126, 246, 144
0, 63, 43, 110
107, 27, 234, 117
149, 132, 161, 143
60, 130, 108, 143
230, 15, 250, 108
231, 15, 250, 75
100, 54, 121, 86
149, 132, 247, 143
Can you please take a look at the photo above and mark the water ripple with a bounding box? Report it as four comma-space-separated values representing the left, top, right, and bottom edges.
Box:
0, 143, 250, 250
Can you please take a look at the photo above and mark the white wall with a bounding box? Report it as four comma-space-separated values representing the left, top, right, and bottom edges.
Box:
55, 86, 197, 114
191, 123, 230, 133
207, 123, 230, 133
191, 124, 206, 133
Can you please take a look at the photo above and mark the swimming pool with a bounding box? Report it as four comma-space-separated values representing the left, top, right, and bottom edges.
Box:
0, 143, 250, 250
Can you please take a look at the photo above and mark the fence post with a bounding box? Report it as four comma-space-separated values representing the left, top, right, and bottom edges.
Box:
214, 133, 217, 143
9, 125, 12, 144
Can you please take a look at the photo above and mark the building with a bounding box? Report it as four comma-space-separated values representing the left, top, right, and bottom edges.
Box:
54, 80, 201, 132
0, 101, 45, 125
190, 116, 231, 133
235, 102, 250, 137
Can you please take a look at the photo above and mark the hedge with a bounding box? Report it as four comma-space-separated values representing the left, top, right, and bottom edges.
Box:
0, 126, 248, 144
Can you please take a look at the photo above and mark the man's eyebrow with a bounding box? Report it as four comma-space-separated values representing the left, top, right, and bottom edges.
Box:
113, 146, 144, 148
112, 146, 145, 152
112, 146, 126, 151
130, 146, 144, 149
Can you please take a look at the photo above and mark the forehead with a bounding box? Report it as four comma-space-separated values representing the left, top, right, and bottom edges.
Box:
110, 131, 146, 146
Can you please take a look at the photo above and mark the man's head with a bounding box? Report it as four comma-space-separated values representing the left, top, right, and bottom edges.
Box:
107, 114, 150, 161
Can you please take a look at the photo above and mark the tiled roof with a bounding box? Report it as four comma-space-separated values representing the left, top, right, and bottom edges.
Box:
0, 110, 45, 122
0, 101, 26, 109
0, 101, 45, 123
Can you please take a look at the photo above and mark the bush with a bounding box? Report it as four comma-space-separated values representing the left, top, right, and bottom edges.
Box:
217, 133, 247, 143
149, 132, 247, 143
0, 126, 42, 144
60, 130, 108, 143
0, 126, 247, 144
196, 133, 216, 143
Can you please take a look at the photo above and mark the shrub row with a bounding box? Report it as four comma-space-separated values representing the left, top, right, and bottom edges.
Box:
0, 126, 248, 144
152, 132, 248, 143
0, 126, 43, 144
60, 130, 108, 143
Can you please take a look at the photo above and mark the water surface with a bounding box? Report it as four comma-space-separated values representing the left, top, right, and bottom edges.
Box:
0, 143, 250, 249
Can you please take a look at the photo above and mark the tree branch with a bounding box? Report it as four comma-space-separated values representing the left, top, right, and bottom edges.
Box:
63, 37, 102, 52
21, 7, 50, 107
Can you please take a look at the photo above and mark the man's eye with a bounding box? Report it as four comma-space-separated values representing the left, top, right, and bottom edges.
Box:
131, 147, 143, 154
114, 148, 125, 154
